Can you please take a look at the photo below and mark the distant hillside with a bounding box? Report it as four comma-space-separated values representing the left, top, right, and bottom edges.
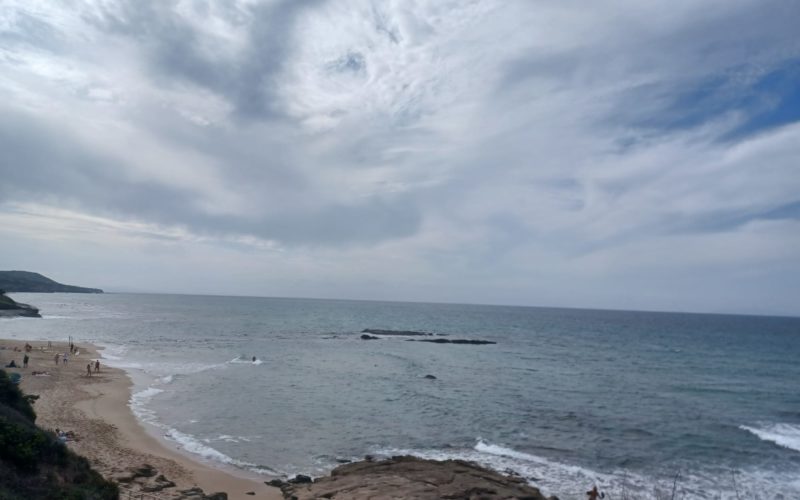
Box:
0, 271, 103, 294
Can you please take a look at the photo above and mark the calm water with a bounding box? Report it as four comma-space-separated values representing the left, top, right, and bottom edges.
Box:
2, 293, 799, 499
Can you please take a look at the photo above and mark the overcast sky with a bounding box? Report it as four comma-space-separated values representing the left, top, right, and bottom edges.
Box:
1, 0, 799, 315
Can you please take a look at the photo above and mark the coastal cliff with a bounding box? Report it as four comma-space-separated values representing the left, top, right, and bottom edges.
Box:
0, 271, 103, 294
0, 291, 40, 318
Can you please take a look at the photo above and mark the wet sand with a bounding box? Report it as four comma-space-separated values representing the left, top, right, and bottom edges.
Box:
0, 339, 281, 500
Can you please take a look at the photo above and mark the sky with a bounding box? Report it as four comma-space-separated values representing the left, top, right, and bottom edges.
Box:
1, 0, 799, 316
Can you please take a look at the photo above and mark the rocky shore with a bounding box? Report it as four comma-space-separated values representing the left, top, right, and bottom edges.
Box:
0, 290, 40, 318
272, 456, 559, 500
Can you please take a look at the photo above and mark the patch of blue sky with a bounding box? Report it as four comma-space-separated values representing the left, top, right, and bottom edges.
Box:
669, 200, 800, 235
630, 59, 800, 140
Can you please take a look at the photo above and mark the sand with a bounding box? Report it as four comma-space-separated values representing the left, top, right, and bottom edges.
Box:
1, 339, 282, 500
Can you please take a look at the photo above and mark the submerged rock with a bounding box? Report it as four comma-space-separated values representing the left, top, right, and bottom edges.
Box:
280, 455, 557, 500
362, 329, 433, 336
407, 338, 496, 345
424, 374, 437, 379
360, 334, 380, 340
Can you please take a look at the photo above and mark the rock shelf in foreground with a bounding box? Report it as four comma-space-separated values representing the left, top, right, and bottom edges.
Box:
276, 455, 558, 500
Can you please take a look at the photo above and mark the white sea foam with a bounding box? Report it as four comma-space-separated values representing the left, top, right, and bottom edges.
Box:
373, 440, 618, 499
163, 427, 271, 474
372, 439, 800, 500
229, 356, 263, 365
96, 343, 128, 362
740, 423, 800, 452
129, 387, 165, 424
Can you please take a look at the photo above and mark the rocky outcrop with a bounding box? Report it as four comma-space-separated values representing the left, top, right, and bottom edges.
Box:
407, 338, 496, 345
113, 463, 226, 499
279, 456, 558, 500
362, 329, 433, 336
0, 290, 41, 318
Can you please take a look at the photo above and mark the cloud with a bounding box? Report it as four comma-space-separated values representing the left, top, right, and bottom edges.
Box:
0, 0, 798, 313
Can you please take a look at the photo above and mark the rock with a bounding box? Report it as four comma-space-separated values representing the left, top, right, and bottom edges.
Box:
266, 479, 285, 487
424, 374, 437, 379
289, 474, 313, 484
204, 493, 228, 500
362, 329, 433, 336
246, 492, 255, 496
360, 334, 380, 340
112, 473, 136, 483
408, 338, 496, 345
281, 456, 556, 500
0, 291, 41, 318
133, 463, 157, 478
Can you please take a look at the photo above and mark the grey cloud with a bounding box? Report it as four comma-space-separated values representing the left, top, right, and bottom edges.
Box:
85, 0, 325, 120
0, 107, 420, 246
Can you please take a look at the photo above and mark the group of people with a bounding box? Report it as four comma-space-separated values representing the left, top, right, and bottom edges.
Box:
86, 359, 101, 376
3, 341, 103, 377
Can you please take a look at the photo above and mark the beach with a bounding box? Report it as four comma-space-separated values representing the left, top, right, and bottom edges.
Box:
0, 339, 281, 500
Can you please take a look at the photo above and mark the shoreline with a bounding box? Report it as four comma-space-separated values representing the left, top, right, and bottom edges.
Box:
1, 338, 281, 500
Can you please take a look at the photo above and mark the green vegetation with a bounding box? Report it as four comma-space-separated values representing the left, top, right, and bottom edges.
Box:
0, 271, 103, 294
0, 370, 118, 499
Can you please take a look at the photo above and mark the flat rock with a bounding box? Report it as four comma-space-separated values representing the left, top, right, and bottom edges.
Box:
362, 329, 433, 336
408, 338, 497, 345
280, 456, 557, 500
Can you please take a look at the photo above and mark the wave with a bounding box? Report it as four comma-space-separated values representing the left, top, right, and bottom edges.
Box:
740, 423, 800, 452
129, 387, 165, 424
371, 439, 800, 500
229, 356, 263, 365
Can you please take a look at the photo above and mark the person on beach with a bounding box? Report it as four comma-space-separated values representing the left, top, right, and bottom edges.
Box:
587, 486, 604, 500
86, 363, 92, 377
63, 353, 68, 364
54, 353, 60, 365
94, 360, 100, 373
23, 354, 29, 368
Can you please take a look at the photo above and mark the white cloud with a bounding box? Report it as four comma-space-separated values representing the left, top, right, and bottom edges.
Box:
0, 0, 798, 314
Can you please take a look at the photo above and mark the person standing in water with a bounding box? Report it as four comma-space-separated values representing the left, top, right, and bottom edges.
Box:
94, 360, 100, 373
86, 363, 92, 377
23, 354, 29, 368
586, 486, 603, 500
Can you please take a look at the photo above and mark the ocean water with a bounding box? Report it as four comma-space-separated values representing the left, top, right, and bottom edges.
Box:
2, 293, 799, 499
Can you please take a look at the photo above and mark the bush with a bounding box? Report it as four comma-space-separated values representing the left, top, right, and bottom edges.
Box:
0, 369, 119, 499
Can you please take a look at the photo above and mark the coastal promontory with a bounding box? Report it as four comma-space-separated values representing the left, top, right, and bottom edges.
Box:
0, 271, 103, 294
0, 290, 40, 318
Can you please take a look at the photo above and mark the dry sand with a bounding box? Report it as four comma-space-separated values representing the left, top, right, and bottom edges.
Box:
1, 339, 281, 500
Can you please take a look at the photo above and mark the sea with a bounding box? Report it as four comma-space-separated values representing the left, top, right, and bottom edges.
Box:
1, 293, 799, 499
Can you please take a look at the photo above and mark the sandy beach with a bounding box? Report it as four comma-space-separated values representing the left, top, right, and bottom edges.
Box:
0, 339, 281, 500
